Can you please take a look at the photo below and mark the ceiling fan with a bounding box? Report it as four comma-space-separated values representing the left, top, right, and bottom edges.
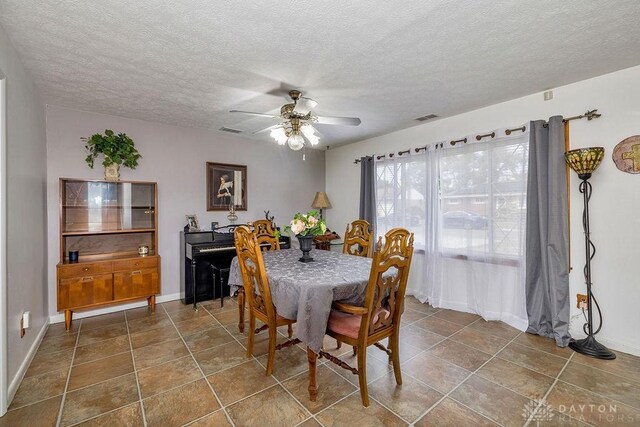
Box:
229, 90, 361, 150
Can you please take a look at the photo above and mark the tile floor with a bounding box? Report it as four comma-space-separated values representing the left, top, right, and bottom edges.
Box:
2, 297, 640, 426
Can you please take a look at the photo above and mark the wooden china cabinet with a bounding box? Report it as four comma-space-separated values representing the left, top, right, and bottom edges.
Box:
56, 178, 160, 330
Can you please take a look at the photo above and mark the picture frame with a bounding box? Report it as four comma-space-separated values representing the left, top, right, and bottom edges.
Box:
185, 214, 200, 231
206, 162, 247, 211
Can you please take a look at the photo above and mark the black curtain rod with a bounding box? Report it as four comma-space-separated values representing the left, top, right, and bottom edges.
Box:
353, 109, 601, 164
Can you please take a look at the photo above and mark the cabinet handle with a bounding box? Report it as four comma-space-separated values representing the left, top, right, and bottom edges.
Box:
82, 276, 93, 282
132, 270, 142, 275
83, 267, 90, 272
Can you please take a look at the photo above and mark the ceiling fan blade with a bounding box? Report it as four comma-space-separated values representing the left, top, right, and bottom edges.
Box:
252, 124, 283, 135
293, 97, 318, 114
229, 110, 281, 119
315, 115, 361, 126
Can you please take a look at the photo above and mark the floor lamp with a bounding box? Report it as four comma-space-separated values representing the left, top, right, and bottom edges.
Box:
565, 147, 616, 360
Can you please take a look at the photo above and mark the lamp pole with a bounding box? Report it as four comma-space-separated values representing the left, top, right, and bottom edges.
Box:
568, 175, 615, 359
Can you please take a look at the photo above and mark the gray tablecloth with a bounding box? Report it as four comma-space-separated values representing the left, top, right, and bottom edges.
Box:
228, 249, 372, 353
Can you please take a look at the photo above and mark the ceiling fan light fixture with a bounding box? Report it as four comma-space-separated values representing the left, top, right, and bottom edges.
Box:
270, 127, 287, 145
301, 123, 320, 146
287, 133, 305, 151
306, 133, 320, 146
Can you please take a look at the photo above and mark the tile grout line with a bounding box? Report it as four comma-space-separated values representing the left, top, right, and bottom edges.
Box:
66, 303, 237, 426
209, 303, 321, 425
65, 304, 232, 427
65, 403, 140, 427
33, 299, 637, 427
180, 407, 233, 426
54, 319, 83, 427
217, 304, 323, 426
164, 302, 238, 427
124, 308, 149, 427
409, 329, 526, 426
553, 376, 640, 413
72, 348, 131, 367
284, 305, 486, 425
523, 352, 577, 427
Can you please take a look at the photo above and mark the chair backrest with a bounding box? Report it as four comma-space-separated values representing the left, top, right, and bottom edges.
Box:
234, 225, 276, 320
343, 220, 373, 257
360, 228, 414, 338
251, 219, 281, 252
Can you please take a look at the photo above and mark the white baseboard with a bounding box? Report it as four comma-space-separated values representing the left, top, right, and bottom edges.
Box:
49, 293, 182, 324
7, 320, 49, 404
569, 331, 640, 357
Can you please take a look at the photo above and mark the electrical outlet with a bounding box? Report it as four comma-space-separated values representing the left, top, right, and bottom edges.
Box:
576, 294, 588, 310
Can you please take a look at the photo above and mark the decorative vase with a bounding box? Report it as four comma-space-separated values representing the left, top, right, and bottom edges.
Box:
297, 234, 315, 263
104, 163, 120, 181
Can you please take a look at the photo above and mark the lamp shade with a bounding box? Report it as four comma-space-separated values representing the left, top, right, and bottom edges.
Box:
565, 147, 605, 179
311, 191, 332, 209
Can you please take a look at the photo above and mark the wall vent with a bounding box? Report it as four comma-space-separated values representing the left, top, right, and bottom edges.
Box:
219, 127, 242, 134
415, 114, 438, 122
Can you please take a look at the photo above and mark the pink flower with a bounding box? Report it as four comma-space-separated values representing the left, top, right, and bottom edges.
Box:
290, 219, 305, 235
307, 216, 318, 226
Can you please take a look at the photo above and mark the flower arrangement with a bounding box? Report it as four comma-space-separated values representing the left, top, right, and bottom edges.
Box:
284, 210, 327, 237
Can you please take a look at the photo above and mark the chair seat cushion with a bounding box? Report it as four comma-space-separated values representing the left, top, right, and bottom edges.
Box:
327, 307, 390, 339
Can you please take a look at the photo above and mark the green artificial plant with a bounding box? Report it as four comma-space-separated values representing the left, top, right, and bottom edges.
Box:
83, 129, 142, 169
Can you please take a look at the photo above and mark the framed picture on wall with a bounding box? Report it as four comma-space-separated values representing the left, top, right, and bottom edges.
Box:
206, 162, 247, 211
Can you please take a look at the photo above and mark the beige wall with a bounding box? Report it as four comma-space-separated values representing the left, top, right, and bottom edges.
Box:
45, 106, 325, 318
326, 65, 640, 356
0, 26, 48, 395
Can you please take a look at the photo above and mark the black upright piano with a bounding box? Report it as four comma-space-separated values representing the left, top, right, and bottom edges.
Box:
180, 226, 290, 308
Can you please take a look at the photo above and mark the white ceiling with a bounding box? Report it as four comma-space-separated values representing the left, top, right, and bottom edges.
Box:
1, 1, 640, 147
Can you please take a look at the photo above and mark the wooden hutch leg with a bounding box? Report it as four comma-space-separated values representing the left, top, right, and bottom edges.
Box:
64, 310, 73, 331
307, 347, 318, 401
237, 287, 245, 333
148, 295, 156, 313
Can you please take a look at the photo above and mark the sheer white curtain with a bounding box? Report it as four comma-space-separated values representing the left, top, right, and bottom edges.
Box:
376, 129, 530, 330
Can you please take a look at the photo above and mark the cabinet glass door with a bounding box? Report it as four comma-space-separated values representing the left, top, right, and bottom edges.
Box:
63, 180, 119, 232
117, 182, 155, 230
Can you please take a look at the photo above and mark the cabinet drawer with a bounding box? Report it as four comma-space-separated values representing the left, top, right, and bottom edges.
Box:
113, 268, 159, 300
58, 273, 113, 310
112, 256, 158, 272
58, 262, 112, 279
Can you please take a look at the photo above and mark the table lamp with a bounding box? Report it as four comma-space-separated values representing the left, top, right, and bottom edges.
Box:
311, 191, 332, 219
564, 147, 615, 360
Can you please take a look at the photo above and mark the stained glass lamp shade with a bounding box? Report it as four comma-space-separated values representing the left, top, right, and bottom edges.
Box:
565, 147, 604, 179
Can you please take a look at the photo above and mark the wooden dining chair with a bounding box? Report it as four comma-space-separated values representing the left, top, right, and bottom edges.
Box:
251, 219, 281, 251
343, 219, 373, 257
234, 226, 299, 376
322, 228, 414, 406
237, 220, 282, 333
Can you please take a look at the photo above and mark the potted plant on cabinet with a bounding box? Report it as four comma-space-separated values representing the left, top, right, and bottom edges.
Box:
83, 129, 142, 181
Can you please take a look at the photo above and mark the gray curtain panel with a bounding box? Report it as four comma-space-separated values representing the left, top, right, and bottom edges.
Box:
525, 116, 571, 346
359, 156, 376, 237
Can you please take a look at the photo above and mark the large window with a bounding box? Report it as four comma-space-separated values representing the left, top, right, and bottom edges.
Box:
375, 133, 529, 262
376, 157, 426, 248
439, 138, 528, 259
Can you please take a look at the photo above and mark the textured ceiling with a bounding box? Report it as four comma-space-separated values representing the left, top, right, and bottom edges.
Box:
1, 1, 640, 147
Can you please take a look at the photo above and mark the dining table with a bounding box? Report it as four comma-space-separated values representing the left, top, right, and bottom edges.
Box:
227, 248, 373, 401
